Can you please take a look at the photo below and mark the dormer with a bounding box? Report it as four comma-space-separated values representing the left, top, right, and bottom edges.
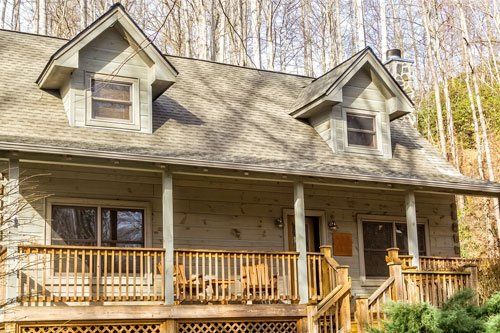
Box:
290, 47, 414, 158
36, 3, 177, 133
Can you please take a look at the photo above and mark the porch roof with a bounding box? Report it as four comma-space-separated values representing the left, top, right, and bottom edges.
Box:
0, 30, 498, 196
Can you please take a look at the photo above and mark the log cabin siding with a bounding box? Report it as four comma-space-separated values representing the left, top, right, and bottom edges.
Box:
6, 162, 457, 295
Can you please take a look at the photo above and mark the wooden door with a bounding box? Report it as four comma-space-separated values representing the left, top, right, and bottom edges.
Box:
287, 215, 320, 252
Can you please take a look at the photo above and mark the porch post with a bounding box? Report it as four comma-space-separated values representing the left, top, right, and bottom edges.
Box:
162, 170, 174, 305
3, 158, 20, 305
294, 181, 308, 304
405, 190, 420, 269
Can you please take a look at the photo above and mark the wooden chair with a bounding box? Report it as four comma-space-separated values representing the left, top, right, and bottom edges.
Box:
156, 263, 201, 302
241, 264, 278, 301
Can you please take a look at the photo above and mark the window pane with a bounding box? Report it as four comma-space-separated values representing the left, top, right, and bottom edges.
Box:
92, 80, 131, 101
348, 131, 376, 147
418, 224, 426, 255
347, 114, 374, 131
92, 100, 131, 120
363, 222, 393, 277
102, 208, 144, 247
51, 205, 97, 246
395, 223, 408, 254
396, 223, 427, 256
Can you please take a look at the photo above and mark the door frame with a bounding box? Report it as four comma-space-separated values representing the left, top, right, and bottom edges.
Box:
282, 209, 328, 251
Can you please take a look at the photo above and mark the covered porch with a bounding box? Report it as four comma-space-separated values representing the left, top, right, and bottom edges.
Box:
0, 151, 496, 311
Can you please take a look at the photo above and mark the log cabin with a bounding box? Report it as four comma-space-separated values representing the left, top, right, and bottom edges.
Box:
0, 3, 498, 333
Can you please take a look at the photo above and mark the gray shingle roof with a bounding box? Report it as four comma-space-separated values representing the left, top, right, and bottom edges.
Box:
0, 30, 497, 194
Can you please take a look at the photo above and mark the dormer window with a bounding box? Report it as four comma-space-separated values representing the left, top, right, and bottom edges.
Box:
86, 73, 141, 130
91, 79, 133, 121
346, 113, 377, 148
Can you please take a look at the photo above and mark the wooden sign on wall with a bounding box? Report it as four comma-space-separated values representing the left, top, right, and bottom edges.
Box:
333, 232, 352, 256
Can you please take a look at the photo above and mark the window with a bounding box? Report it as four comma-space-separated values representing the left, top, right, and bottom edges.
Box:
51, 204, 145, 248
91, 79, 132, 122
346, 113, 377, 148
85, 73, 140, 130
362, 220, 426, 278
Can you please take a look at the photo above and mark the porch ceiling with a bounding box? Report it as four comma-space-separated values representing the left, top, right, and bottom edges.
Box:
1, 150, 498, 197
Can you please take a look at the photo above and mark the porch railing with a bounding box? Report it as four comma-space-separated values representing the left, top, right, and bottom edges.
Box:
400, 255, 480, 271
355, 248, 479, 333
173, 249, 299, 303
18, 245, 165, 304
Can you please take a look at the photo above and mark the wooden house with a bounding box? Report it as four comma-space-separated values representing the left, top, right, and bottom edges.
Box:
0, 4, 498, 333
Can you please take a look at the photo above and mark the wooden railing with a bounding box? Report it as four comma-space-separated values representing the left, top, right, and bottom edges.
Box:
355, 248, 479, 333
400, 255, 479, 271
402, 271, 473, 306
308, 246, 351, 333
307, 250, 341, 303
173, 249, 299, 303
361, 276, 396, 330
18, 245, 165, 304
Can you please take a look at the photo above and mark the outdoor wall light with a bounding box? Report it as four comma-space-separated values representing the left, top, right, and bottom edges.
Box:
274, 218, 284, 229
328, 216, 338, 231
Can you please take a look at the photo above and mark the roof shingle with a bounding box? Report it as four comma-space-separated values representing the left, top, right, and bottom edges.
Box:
0, 30, 497, 194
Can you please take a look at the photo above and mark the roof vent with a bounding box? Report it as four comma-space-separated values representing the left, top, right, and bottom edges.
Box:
386, 49, 402, 60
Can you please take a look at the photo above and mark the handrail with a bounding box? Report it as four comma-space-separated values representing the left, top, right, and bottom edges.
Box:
175, 248, 299, 255
402, 270, 471, 275
19, 244, 165, 252
367, 276, 395, 306
313, 282, 351, 321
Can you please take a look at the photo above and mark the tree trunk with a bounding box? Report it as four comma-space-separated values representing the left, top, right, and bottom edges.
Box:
420, 0, 447, 158
353, 0, 365, 50
249, 0, 261, 68
266, 1, 274, 70
379, 0, 388, 62
459, 2, 500, 242
301, 0, 313, 76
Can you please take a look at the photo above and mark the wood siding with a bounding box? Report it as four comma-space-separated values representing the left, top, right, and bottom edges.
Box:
6, 162, 458, 295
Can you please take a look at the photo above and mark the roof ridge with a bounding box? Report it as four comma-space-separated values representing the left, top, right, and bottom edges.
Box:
311, 46, 371, 83
0, 28, 69, 41
166, 54, 315, 79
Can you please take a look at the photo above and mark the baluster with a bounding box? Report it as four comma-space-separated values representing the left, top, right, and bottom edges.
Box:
126, 250, 130, 301
132, 250, 137, 301
118, 250, 122, 301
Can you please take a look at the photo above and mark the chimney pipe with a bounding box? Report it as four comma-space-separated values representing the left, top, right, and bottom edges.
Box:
386, 48, 402, 60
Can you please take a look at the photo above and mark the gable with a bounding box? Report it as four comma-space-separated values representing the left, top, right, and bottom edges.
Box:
37, 3, 177, 99
290, 48, 413, 120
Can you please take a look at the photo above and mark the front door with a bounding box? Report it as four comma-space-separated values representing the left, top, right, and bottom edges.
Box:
287, 215, 321, 252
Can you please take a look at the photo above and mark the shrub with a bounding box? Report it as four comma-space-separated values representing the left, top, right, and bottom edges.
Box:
369, 290, 500, 333
484, 314, 500, 333
368, 302, 441, 333
438, 290, 484, 333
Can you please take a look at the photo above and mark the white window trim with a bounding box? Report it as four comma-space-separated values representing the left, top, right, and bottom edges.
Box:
45, 197, 153, 248
356, 214, 430, 285
85, 72, 141, 131
342, 108, 384, 156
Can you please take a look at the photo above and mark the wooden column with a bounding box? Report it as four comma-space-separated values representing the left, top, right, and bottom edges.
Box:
405, 191, 420, 269
162, 170, 174, 305
355, 296, 369, 333
387, 248, 404, 301
4, 158, 20, 306
319, 245, 332, 296
294, 181, 308, 304
337, 266, 351, 331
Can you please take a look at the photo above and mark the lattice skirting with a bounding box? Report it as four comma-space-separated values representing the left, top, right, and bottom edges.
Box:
19, 323, 162, 333
177, 320, 299, 333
